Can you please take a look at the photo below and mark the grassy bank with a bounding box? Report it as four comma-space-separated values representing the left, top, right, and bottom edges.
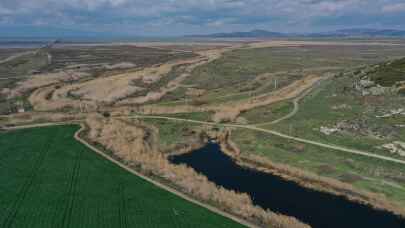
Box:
231, 128, 405, 207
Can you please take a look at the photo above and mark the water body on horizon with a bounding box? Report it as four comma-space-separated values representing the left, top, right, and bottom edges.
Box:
170, 142, 405, 228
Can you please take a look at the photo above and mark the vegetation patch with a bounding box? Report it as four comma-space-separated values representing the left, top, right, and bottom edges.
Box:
367, 58, 405, 86
240, 101, 294, 124
141, 118, 204, 149
184, 47, 301, 90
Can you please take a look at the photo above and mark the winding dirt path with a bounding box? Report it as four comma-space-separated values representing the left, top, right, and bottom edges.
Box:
254, 76, 327, 126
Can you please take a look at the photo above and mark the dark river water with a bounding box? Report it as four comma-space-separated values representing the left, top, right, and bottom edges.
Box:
169, 142, 405, 228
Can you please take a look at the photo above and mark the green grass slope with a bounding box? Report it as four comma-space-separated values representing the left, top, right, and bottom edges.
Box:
368, 57, 405, 86
0, 125, 244, 228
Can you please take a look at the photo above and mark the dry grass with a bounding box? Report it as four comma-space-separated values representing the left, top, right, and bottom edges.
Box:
29, 84, 99, 112
126, 75, 321, 123
85, 115, 309, 228
117, 48, 233, 105
5, 71, 89, 99
27, 60, 193, 110
69, 62, 177, 103
29, 85, 79, 111
30, 56, 207, 111
211, 75, 322, 122
118, 59, 206, 105
26, 45, 236, 111
0, 112, 85, 126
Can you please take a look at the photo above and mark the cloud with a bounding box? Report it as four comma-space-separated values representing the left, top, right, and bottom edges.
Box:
0, 5, 13, 15
0, 0, 404, 35
382, 3, 405, 13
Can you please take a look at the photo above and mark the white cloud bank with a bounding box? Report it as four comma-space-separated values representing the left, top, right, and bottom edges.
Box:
0, 0, 404, 35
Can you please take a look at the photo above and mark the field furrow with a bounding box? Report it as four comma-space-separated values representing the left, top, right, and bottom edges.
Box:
1, 133, 54, 228
0, 125, 244, 228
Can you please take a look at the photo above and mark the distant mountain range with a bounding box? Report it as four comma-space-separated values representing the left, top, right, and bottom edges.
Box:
187, 29, 286, 38
187, 28, 405, 38
311, 29, 405, 37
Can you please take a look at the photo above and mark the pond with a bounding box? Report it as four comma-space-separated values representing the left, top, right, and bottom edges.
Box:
169, 142, 405, 228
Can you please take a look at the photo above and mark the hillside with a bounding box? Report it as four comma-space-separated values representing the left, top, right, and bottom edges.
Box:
368, 57, 405, 87
361, 57, 405, 95
187, 29, 285, 38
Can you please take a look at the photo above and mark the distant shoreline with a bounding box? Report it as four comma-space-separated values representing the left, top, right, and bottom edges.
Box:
1, 36, 405, 49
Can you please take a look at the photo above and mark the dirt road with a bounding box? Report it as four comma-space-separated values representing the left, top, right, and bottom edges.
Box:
124, 115, 405, 166
254, 76, 327, 126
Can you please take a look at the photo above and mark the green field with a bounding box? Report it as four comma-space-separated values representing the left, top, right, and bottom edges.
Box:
0, 125, 244, 228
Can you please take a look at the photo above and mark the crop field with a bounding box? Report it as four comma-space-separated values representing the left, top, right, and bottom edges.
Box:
0, 125, 244, 228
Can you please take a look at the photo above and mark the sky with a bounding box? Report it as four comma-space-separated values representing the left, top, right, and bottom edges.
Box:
0, 0, 405, 37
